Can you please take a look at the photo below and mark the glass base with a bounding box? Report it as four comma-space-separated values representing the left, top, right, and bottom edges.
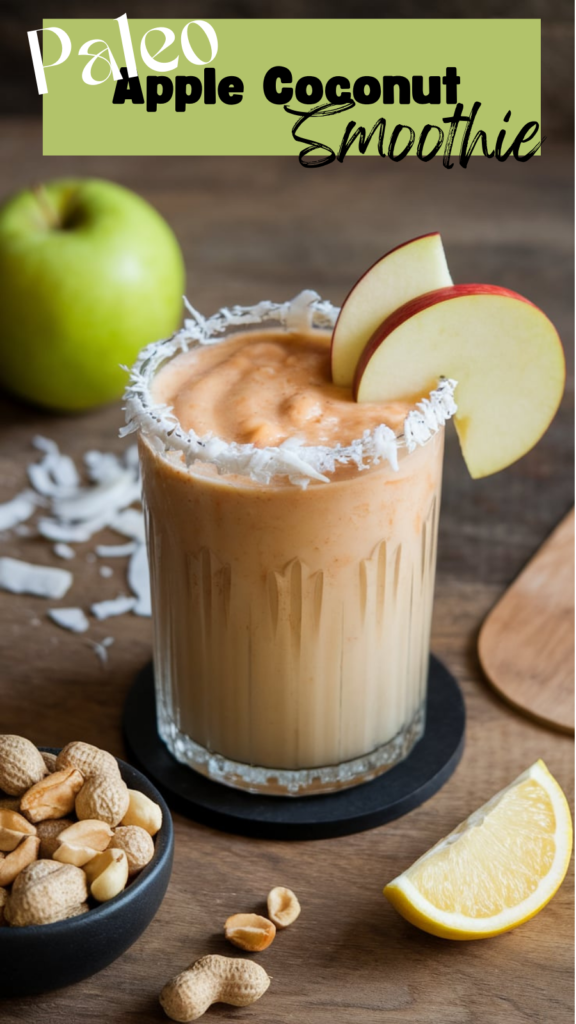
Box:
157, 703, 426, 797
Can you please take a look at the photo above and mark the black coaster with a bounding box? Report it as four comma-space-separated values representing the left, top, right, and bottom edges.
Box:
123, 655, 465, 841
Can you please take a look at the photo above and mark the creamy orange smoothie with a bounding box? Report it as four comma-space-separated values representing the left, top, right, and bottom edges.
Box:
127, 295, 454, 794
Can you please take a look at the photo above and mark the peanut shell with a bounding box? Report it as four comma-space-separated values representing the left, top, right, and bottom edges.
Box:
41, 751, 58, 773
60, 901, 89, 921
110, 825, 154, 876
35, 818, 74, 859
160, 955, 271, 1021
0, 796, 21, 812
267, 886, 301, 928
56, 741, 120, 781
12, 857, 60, 892
76, 774, 130, 827
6, 859, 88, 927
0, 736, 47, 796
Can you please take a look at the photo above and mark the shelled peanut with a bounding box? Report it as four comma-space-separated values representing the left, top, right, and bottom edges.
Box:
0, 735, 163, 927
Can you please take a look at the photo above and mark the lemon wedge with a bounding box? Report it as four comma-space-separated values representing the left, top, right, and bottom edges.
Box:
384, 760, 572, 939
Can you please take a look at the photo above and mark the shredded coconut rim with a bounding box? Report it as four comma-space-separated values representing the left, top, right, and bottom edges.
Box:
122, 291, 457, 487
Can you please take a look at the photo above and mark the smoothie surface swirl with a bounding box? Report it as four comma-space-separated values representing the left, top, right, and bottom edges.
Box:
151, 329, 413, 448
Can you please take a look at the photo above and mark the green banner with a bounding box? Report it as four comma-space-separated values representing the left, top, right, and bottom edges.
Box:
41, 19, 541, 162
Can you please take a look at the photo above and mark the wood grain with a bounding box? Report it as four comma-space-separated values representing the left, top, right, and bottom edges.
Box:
0, 123, 573, 1024
479, 509, 575, 733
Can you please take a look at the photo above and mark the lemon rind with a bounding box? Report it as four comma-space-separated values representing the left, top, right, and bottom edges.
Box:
383, 760, 573, 940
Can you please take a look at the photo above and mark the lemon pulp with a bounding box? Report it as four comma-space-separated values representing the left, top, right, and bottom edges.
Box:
384, 760, 572, 939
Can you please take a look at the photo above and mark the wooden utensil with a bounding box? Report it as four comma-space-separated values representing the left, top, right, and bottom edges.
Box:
478, 508, 574, 734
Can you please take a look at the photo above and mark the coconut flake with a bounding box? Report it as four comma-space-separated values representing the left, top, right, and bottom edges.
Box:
285, 289, 321, 331
28, 450, 79, 498
53, 542, 75, 560
128, 544, 151, 616
27, 438, 141, 543
83, 450, 124, 484
0, 557, 72, 599
51, 470, 140, 523
50, 453, 80, 490
404, 378, 458, 451
32, 435, 59, 455
15, 523, 35, 537
2, 437, 147, 636
37, 514, 110, 543
91, 595, 136, 620
124, 446, 139, 470
95, 542, 137, 558
88, 637, 114, 665
109, 509, 146, 543
48, 607, 89, 633
123, 293, 457, 487
0, 490, 39, 531
28, 462, 60, 497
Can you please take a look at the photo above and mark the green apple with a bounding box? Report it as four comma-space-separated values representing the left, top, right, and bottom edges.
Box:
0, 178, 185, 411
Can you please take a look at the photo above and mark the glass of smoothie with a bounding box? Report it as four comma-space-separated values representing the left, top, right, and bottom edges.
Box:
124, 291, 456, 796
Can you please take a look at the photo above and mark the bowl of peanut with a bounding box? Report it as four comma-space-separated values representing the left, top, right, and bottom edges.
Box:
0, 736, 174, 996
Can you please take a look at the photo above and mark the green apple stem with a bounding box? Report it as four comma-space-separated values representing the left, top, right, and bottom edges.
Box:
32, 184, 62, 230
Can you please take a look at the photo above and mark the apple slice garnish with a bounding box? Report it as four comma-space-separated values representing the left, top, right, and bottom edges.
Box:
330, 232, 452, 387
353, 284, 565, 479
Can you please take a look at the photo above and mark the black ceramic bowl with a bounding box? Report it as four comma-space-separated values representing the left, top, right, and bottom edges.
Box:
0, 749, 174, 997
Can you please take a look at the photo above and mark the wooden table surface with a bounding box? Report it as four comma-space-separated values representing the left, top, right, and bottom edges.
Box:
0, 121, 573, 1023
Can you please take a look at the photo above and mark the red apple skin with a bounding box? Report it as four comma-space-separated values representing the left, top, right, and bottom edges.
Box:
330, 231, 442, 365
352, 284, 537, 400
